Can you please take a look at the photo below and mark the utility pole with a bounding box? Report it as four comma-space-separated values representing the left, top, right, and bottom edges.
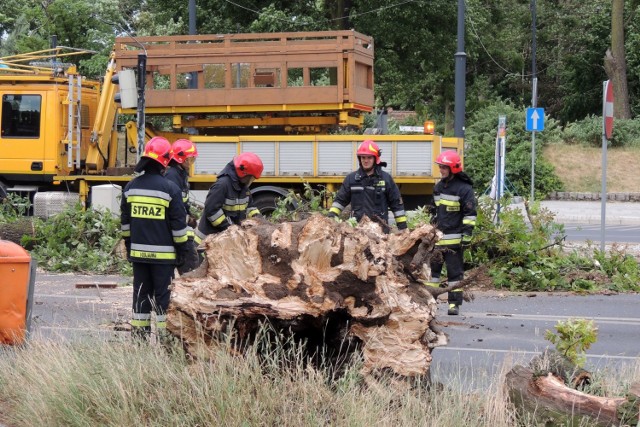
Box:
530, 0, 537, 200
188, 0, 197, 89
454, 0, 466, 138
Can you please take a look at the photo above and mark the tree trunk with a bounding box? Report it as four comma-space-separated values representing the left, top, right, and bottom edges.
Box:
506, 355, 640, 426
604, 0, 632, 119
0, 218, 36, 249
167, 214, 452, 379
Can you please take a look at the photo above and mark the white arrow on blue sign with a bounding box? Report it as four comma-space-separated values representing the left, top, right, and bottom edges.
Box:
526, 107, 545, 131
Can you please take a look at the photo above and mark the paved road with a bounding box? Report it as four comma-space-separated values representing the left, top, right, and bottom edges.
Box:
563, 223, 640, 243
27, 273, 640, 390
430, 292, 640, 388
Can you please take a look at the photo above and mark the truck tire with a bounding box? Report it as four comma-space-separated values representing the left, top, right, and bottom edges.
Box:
0, 181, 7, 201
251, 192, 282, 216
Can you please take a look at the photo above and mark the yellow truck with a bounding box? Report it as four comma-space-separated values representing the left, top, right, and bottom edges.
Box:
0, 31, 463, 215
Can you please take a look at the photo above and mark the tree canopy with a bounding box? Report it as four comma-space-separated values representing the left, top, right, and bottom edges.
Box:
1, 0, 638, 125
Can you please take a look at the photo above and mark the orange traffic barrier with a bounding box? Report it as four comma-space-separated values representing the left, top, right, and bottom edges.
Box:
0, 240, 35, 345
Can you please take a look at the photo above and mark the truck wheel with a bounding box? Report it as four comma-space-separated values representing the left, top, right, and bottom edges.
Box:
0, 181, 7, 201
252, 192, 282, 216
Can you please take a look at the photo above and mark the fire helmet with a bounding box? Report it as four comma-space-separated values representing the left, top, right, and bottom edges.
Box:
357, 140, 381, 164
233, 152, 264, 180
435, 151, 462, 174
171, 139, 198, 164
143, 136, 172, 168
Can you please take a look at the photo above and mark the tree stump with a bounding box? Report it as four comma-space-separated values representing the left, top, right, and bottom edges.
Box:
167, 214, 449, 379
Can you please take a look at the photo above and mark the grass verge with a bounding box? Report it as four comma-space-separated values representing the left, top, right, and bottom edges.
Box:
0, 337, 638, 426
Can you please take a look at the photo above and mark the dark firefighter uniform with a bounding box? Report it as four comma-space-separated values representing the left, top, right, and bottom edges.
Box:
121, 168, 189, 339
195, 161, 261, 244
328, 166, 408, 231
164, 163, 200, 274
164, 164, 191, 216
427, 172, 477, 311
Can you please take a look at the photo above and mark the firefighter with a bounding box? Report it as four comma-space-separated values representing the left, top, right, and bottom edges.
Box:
165, 138, 200, 274
194, 152, 263, 244
328, 140, 407, 232
426, 151, 477, 315
120, 136, 190, 342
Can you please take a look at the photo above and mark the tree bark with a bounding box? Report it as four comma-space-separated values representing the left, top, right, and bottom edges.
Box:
604, 0, 632, 119
0, 218, 36, 249
167, 214, 451, 379
506, 354, 640, 426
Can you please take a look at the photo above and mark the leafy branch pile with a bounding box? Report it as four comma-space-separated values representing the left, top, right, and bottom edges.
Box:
23, 204, 130, 275
469, 197, 640, 292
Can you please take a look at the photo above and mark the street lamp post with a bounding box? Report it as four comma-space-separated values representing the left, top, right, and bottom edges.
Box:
454, 0, 466, 138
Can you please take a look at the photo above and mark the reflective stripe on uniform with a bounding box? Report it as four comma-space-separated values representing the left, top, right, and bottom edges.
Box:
351, 186, 364, 191
393, 210, 407, 224
436, 233, 462, 246
329, 206, 342, 215
247, 207, 260, 218
194, 229, 206, 244
121, 223, 130, 237
156, 314, 167, 330
125, 188, 172, 203
463, 215, 476, 226
172, 227, 189, 244
130, 243, 176, 260
449, 281, 463, 292
126, 194, 171, 207
131, 312, 151, 327
223, 197, 249, 211
208, 209, 227, 226
435, 194, 460, 208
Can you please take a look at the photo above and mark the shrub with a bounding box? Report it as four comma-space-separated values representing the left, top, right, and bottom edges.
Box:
545, 318, 598, 368
563, 116, 640, 147
25, 204, 131, 274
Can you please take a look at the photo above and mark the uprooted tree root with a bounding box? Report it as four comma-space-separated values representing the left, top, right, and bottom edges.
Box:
167, 214, 461, 380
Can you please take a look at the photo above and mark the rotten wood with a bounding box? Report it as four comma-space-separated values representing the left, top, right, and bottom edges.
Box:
167, 214, 452, 378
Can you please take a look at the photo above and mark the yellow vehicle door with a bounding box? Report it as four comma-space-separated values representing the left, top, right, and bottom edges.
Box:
0, 92, 47, 178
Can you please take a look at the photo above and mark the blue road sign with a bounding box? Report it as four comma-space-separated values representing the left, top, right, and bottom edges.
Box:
526, 107, 545, 131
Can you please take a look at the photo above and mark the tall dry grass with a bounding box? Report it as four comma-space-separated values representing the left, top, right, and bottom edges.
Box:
0, 336, 637, 427
544, 145, 640, 193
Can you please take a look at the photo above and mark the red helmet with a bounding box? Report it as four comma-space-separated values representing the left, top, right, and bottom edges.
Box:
233, 152, 264, 180
143, 136, 172, 168
357, 140, 381, 164
171, 139, 198, 164
435, 151, 462, 174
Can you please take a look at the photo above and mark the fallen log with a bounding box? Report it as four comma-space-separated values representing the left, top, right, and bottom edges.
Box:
167, 214, 450, 378
506, 356, 640, 426
0, 218, 36, 249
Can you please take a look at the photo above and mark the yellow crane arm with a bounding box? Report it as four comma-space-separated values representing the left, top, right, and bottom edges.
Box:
86, 52, 119, 172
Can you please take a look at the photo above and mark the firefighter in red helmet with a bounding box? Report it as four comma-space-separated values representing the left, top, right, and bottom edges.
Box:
426, 151, 477, 315
164, 138, 200, 274
120, 136, 189, 342
195, 152, 263, 244
328, 140, 407, 232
